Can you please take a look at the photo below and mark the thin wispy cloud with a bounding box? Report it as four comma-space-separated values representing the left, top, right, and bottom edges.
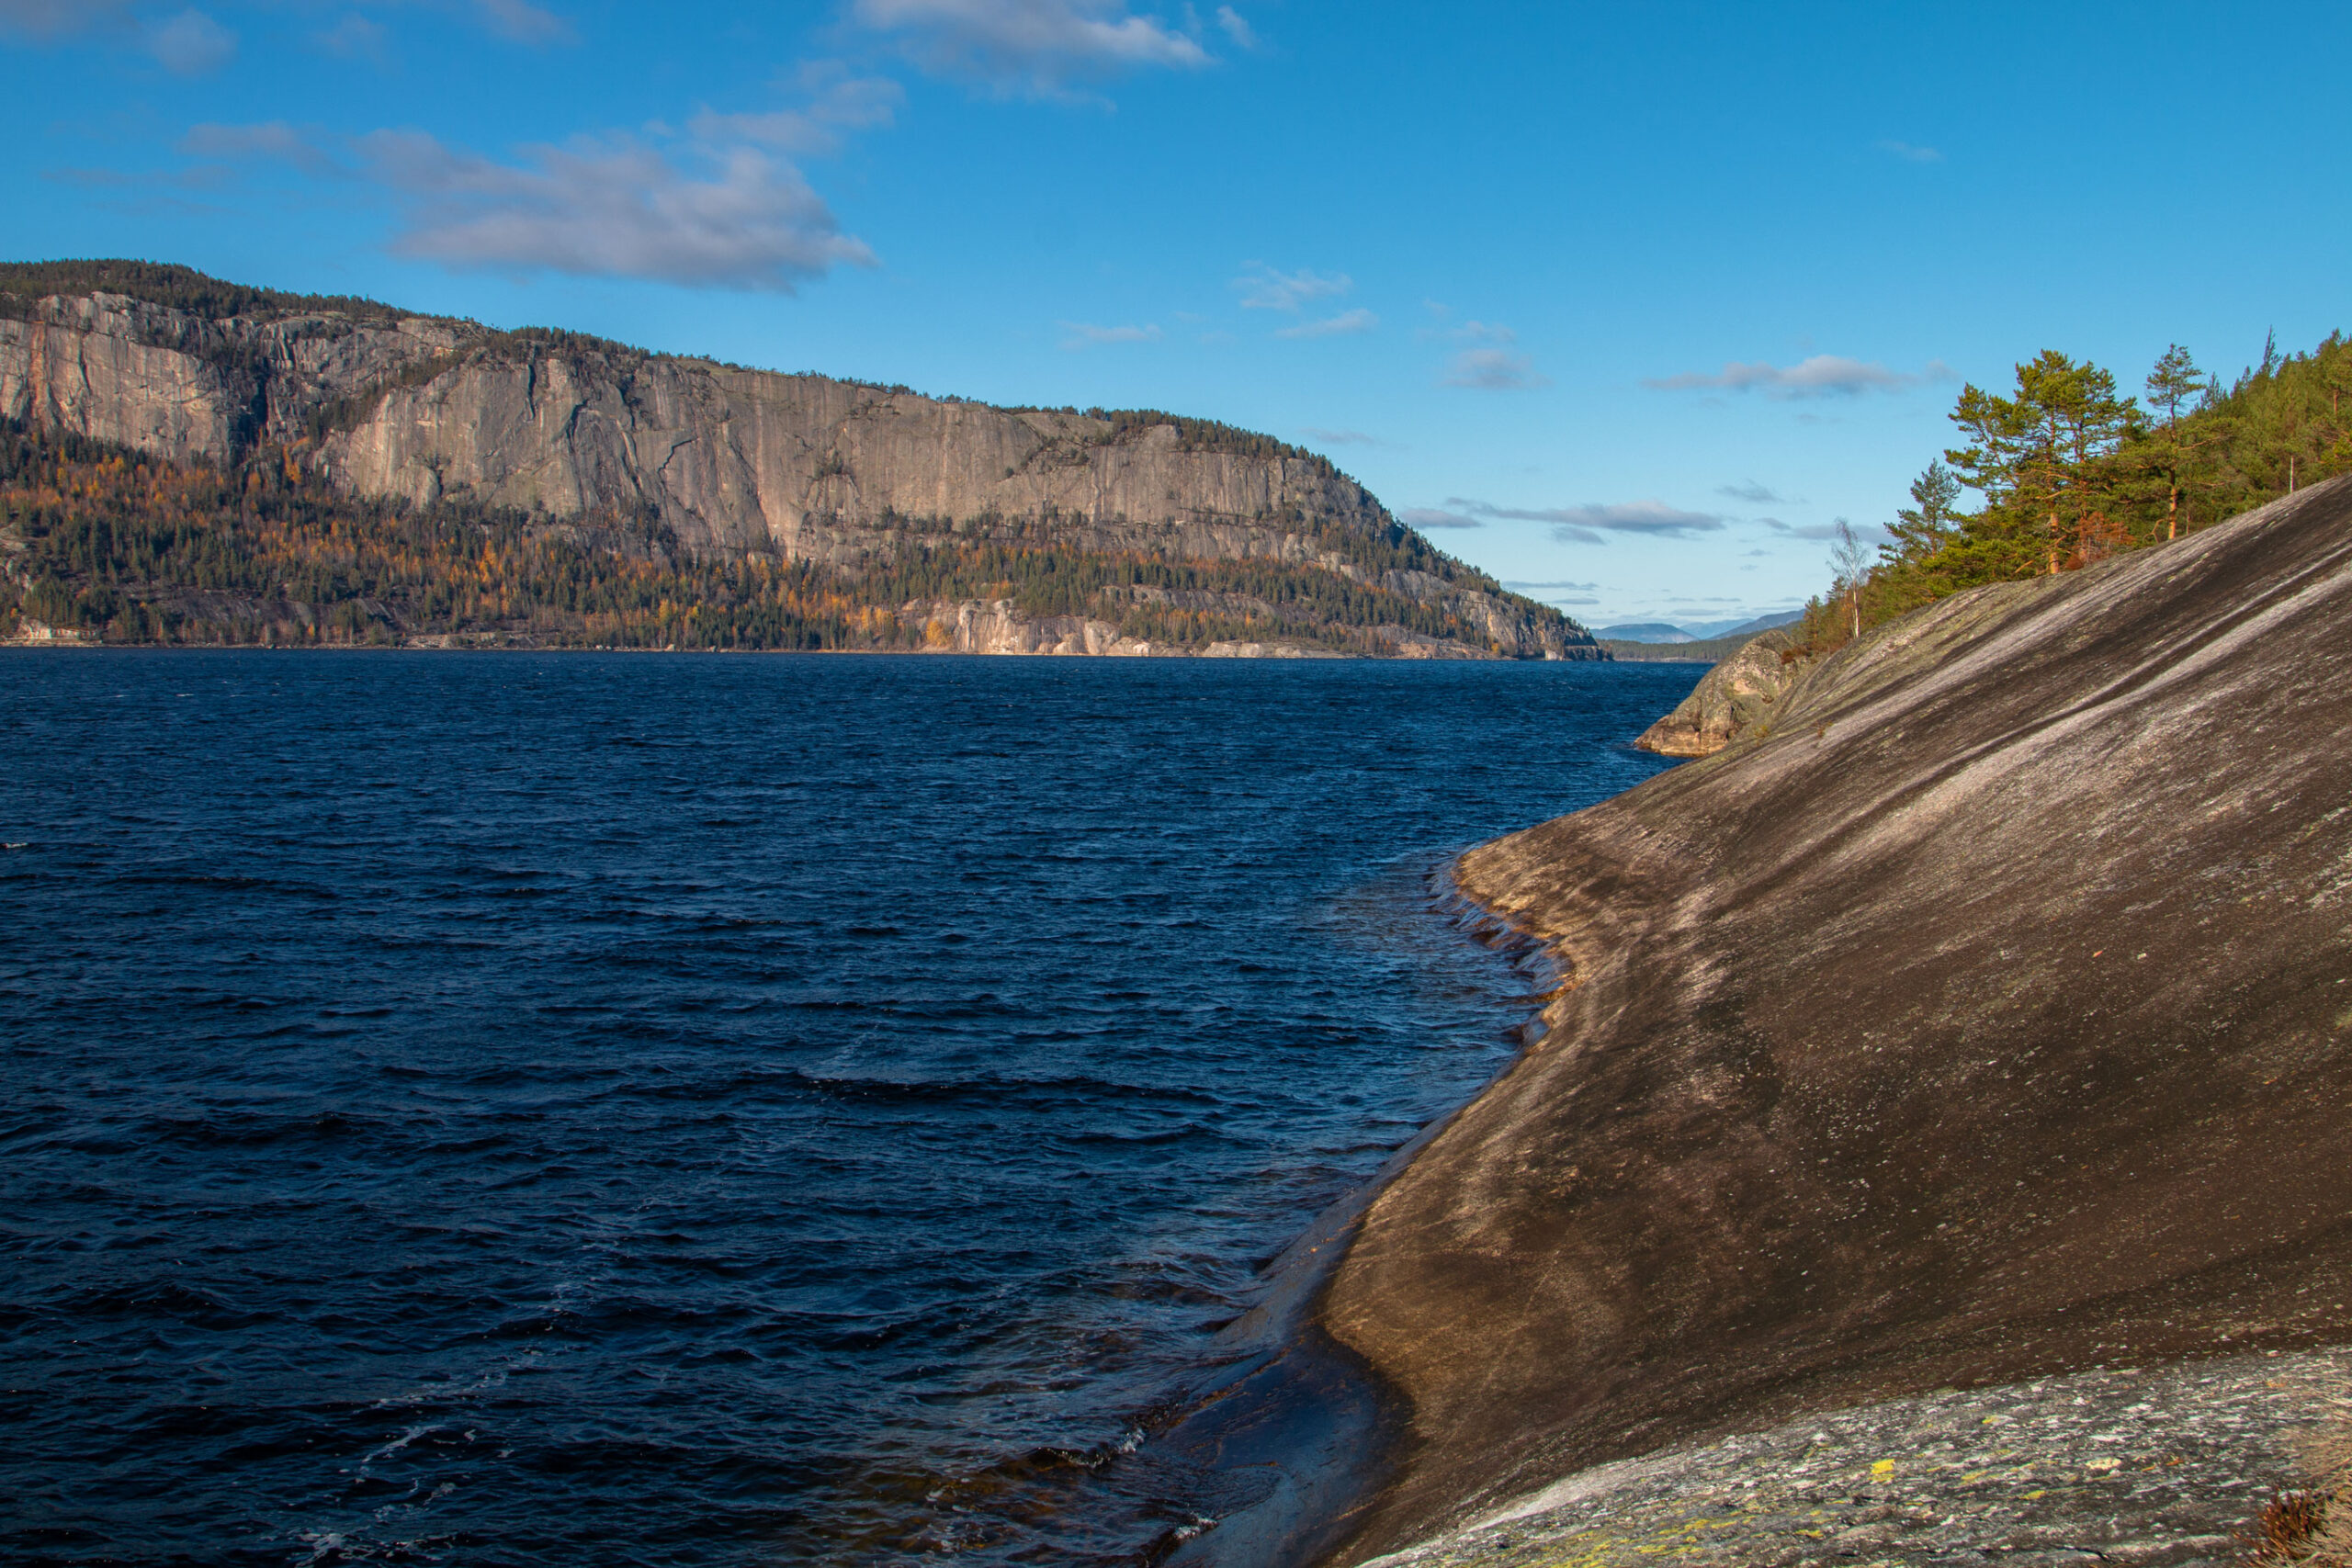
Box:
1235, 263, 1350, 311
690, 65, 904, 156
1298, 426, 1390, 447
178, 118, 344, 176
2, 0, 571, 55
469, 0, 573, 46
1214, 5, 1255, 48
1442, 345, 1544, 389
313, 12, 390, 62
0, 0, 135, 32
144, 7, 235, 73
1451, 497, 1723, 544
848, 0, 1212, 96
190, 120, 876, 290
1275, 307, 1375, 340
1761, 518, 1894, 543
1645, 354, 1951, 399
1059, 320, 1160, 347
1716, 479, 1783, 504
0, 0, 243, 71
1435, 320, 1546, 389
1878, 139, 1943, 163
1399, 506, 1481, 530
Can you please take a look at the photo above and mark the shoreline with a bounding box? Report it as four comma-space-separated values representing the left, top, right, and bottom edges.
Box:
1134, 872, 1572, 1568
0, 639, 1611, 661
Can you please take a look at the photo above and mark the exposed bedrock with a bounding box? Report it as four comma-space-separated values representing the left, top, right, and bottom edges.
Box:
1317, 476, 2352, 1562
0, 288, 1593, 659
1634, 627, 1811, 756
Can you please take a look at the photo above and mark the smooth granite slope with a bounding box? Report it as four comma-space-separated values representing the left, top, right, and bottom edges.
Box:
1316, 476, 2352, 1561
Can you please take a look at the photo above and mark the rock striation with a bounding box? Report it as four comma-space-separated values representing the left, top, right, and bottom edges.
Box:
0, 271, 1595, 659
1314, 476, 2352, 1561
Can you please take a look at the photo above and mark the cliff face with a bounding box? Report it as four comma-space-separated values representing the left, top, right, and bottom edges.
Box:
1319, 476, 2352, 1559
0, 281, 1592, 659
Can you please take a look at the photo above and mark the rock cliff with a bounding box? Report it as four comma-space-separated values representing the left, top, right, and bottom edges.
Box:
1631, 628, 1809, 755
0, 264, 1595, 659
1315, 475, 2352, 1560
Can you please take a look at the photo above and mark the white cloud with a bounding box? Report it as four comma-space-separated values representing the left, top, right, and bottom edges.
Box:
849, 0, 1208, 95
195, 120, 876, 289
1214, 5, 1254, 48
143, 7, 234, 73
690, 66, 904, 155
1763, 519, 1894, 543
1443, 346, 1545, 390
367, 131, 872, 288
1275, 307, 1375, 340
469, 0, 572, 45
1645, 354, 1950, 399
1431, 320, 1546, 389
180, 118, 342, 176
0, 0, 234, 70
1878, 139, 1943, 163
1059, 320, 1160, 347
0, 0, 129, 34
314, 12, 390, 61
1298, 426, 1388, 447
1234, 263, 1351, 311
1452, 497, 1724, 543
1399, 507, 1480, 530
1, 0, 571, 51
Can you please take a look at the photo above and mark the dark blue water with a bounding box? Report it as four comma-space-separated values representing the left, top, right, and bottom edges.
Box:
0, 652, 1691, 1567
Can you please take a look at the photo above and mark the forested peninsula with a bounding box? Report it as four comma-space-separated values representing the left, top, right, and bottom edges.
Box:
0, 261, 1596, 659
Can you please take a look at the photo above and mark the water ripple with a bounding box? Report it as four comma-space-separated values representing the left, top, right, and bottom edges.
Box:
0, 649, 1692, 1566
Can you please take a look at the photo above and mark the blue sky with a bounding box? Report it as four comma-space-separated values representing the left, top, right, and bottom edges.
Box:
6, 1, 2347, 628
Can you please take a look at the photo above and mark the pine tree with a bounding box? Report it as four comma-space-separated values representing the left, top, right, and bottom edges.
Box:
2140, 344, 2214, 540
1947, 351, 2138, 576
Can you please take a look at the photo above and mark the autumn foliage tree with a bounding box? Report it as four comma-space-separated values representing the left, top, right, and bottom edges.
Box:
1797, 326, 2352, 653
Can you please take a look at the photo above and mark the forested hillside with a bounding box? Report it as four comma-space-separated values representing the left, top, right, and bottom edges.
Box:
1793, 330, 2350, 649
0, 421, 1560, 654
0, 261, 1599, 657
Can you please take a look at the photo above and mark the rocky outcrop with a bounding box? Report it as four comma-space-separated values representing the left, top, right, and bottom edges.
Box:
0, 282, 1597, 660
1359, 1349, 2352, 1567
1315, 476, 2352, 1562
1632, 628, 1808, 755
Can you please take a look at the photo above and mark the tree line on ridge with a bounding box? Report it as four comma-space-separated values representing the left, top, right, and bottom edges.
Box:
1794, 328, 2350, 650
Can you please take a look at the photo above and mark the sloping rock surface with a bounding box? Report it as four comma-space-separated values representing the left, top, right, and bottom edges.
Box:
1318, 477, 2352, 1560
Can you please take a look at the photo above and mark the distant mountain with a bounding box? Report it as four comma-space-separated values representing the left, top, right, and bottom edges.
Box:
1702, 609, 1806, 639
1595, 610, 1803, 646
0, 260, 1601, 659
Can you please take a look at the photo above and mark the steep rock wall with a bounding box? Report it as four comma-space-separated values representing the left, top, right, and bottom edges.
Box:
0, 288, 1592, 659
